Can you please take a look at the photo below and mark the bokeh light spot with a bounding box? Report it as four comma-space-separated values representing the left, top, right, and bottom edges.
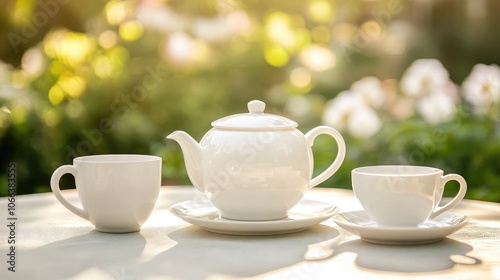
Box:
308, 0, 334, 23
22, 48, 45, 77
59, 75, 86, 98
66, 100, 84, 119
265, 11, 296, 50
0, 107, 11, 129
264, 47, 289, 67
119, 20, 144, 42
44, 30, 96, 67
12, 0, 33, 25
299, 45, 336, 71
48, 85, 65, 105
93, 55, 114, 79
11, 70, 30, 88
105, 0, 127, 25
43, 109, 61, 127
361, 20, 383, 39
311, 26, 331, 43
290, 67, 312, 88
98, 30, 118, 49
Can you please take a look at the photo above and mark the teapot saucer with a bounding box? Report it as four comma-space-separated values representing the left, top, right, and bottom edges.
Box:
170, 199, 338, 235
332, 210, 469, 245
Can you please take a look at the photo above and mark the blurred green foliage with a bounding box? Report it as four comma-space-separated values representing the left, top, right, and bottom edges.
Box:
0, 0, 499, 202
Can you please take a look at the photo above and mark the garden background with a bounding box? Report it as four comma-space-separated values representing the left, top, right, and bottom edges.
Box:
1, 0, 500, 202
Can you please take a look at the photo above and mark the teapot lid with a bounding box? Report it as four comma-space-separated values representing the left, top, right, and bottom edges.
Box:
211, 100, 298, 130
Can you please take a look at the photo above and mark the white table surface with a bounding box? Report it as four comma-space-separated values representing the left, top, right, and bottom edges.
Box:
1, 186, 499, 280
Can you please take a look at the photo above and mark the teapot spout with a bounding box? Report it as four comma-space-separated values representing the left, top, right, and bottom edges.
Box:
166, 131, 204, 192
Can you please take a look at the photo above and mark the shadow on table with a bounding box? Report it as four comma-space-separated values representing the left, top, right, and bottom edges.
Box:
18, 230, 146, 279
133, 224, 339, 279
329, 238, 482, 273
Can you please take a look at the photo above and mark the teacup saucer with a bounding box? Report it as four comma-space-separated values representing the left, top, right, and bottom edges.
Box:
170, 199, 338, 235
332, 210, 469, 245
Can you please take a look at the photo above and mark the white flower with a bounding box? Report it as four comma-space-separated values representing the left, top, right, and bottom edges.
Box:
400, 59, 460, 124
350, 76, 385, 108
322, 91, 382, 138
347, 106, 382, 138
322, 91, 365, 130
400, 59, 450, 97
416, 90, 457, 124
462, 64, 500, 112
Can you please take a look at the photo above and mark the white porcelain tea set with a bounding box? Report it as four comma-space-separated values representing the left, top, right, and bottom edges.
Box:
51, 100, 469, 245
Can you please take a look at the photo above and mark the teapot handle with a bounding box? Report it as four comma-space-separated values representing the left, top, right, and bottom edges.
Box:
305, 126, 346, 189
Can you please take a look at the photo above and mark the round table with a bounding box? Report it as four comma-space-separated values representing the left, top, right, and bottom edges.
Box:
1, 186, 499, 279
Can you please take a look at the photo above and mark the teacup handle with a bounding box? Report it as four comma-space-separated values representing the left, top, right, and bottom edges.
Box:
305, 126, 346, 189
50, 165, 89, 220
429, 174, 467, 219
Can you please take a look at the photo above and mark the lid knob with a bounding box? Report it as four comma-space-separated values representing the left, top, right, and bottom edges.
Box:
248, 100, 266, 114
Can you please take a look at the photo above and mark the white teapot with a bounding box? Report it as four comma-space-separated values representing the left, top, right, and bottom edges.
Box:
167, 100, 345, 221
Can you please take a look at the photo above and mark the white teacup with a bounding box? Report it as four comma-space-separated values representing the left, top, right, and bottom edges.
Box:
51, 154, 161, 233
352, 165, 467, 227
